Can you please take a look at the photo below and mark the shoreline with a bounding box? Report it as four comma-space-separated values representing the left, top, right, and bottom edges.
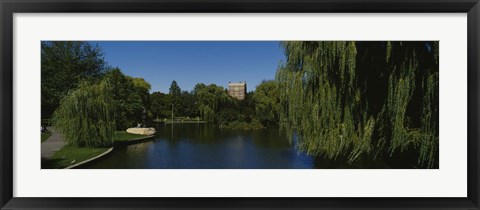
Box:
63, 135, 156, 169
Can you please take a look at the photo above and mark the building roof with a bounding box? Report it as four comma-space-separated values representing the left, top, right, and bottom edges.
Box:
228, 81, 246, 86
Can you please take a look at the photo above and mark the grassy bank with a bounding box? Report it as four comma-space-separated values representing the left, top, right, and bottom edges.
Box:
115, 131, 150, 142
42, 131, 152, 169
219, 121, 265, 130
154, 117, 206, 124
42, 146, 110, 169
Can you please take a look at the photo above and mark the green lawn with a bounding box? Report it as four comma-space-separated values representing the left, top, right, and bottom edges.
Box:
154, 116, 206, 124
41, 146, 110, 169
41, 131, 52, 143
114, 131, 150, 142
41, 131, 152, 169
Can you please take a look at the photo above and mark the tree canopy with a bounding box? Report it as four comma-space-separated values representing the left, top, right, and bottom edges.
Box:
41, 41, 107, 119
150, 91, 172, 119
194, 84, 232, 123
253, 80, 281, 128
52, 67, 152, 147
276, 41, 439, 168
103, 68, 151, 129
169, 80, 182, 114
52, 79, 115, 147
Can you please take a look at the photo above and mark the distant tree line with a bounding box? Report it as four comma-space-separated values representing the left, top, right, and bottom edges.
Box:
150, 80, 280, 129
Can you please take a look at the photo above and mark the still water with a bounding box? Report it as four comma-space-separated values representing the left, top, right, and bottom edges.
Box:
80, 124, 411, 169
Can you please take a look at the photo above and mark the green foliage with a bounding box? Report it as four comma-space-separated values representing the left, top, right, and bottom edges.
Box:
151, 82, 259, 128
220, 120, 265, 130
179, 91, 197, 117
169, 80, 182, 113
150, 91, 173, 118
418, 70, 439, 167
52, 79, 116, 147
41, 41, 107, 119
192, 83, 207, 95
103, 68, 151, 129
238, 91, 256, 123
52, 67, 153, 147
132, 77, 151, 108
276, 41, 439, 168
253, 80, 280, 127
132, 77, 152, 90
216, 106, 241, 126
150, 89, 196, 120
169, 80, 181, 96
195, 84, 232, 123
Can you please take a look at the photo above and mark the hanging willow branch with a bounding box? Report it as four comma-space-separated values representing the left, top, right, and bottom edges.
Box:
276, 41, 439, 168
52, 79, 116, 147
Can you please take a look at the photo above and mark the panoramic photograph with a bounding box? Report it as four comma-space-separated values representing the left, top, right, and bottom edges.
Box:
41, 41, 439, 169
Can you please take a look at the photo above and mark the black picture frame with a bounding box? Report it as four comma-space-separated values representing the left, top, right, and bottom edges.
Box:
1, 0, 479, 209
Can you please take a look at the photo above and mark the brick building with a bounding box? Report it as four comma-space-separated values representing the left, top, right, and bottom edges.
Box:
228, 81, 247, 100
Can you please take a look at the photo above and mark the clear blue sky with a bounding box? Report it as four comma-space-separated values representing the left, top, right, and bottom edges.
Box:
90, 41, 285, 93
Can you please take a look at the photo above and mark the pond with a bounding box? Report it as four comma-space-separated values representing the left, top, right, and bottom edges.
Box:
80, 124, 417, 169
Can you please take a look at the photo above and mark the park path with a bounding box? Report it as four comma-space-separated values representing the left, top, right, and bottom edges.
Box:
41, 127, 66, 158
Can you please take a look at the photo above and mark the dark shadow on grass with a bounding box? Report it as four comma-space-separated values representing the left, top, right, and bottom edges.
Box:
41, 157, 66, 169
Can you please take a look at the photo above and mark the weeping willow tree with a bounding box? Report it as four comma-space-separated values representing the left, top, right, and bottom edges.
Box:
52, 79, 116, 147
195, 84, 232, 122
276, 41, 438, 168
